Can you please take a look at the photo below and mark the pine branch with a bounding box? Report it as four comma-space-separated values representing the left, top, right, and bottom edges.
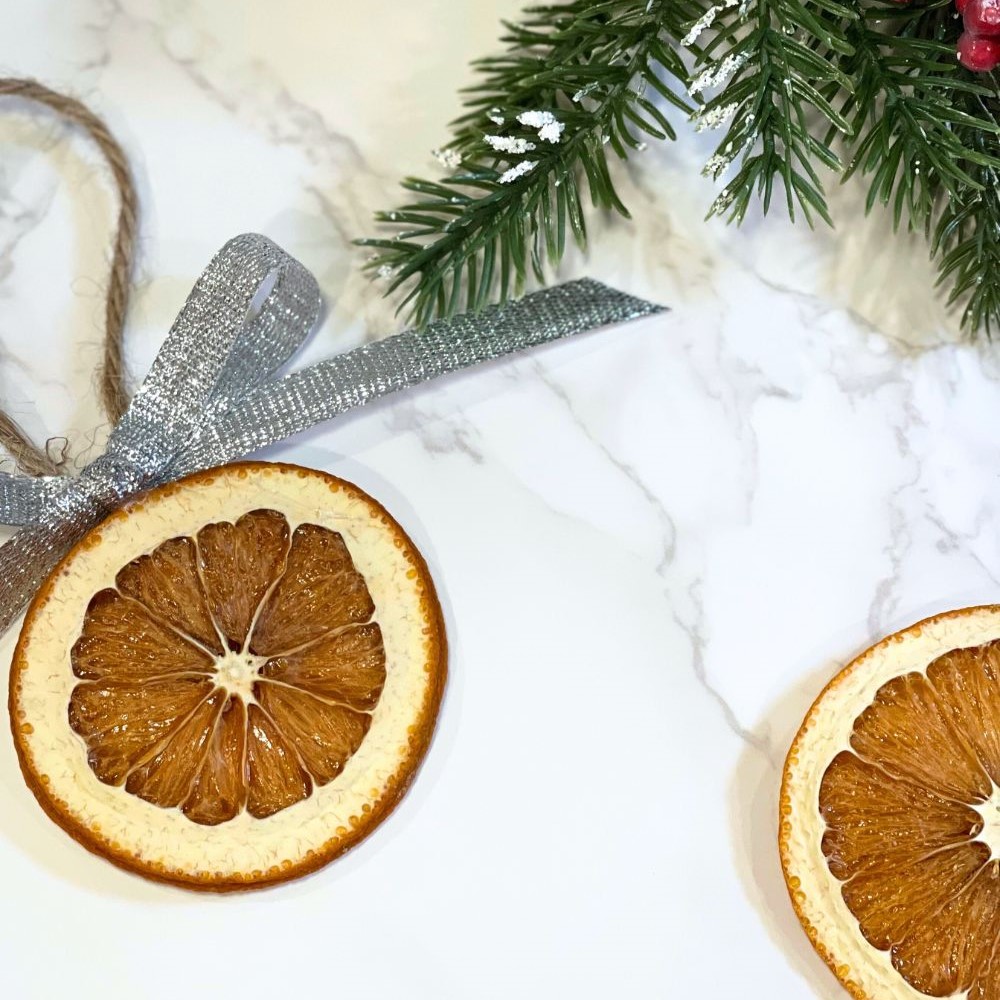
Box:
834, 2, 1000, 335
934, 88, 1000, 337
356, 0, 703, 326
360, 0, 1000, 337
838, 2, 1000, 229
697, 0, 858, 225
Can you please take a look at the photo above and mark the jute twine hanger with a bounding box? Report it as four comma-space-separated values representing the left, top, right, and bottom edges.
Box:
0, 78, 137, 476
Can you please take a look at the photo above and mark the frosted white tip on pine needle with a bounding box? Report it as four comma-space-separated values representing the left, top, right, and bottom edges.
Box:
537, 121, 564, 143
689, 52, 750, 96
682, 0, 741, 46
498, 160, 537, 184
432, 147, 462, 169
484, 135, 537, 154
712, 186, 735, 212
487, 108, 504, 125
703, 153, 733, 177
692, 102, 739, 132
516, 110, 565, 143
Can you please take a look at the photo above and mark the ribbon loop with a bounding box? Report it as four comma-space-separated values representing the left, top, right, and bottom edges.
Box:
0, 234, 662, 634
106, 234, 321, 473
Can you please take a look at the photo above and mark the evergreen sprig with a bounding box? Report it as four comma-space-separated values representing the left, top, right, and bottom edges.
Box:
697, 0, 858, 225
359, 0, 1000, 337
357, 0, 701, 326
935, 92, 1000, 334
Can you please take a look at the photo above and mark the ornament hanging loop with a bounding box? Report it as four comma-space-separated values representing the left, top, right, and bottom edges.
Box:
0, 78, 139, 474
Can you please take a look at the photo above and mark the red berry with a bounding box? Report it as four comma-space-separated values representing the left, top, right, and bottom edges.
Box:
965, 0, 1000, 34
957, 0, 971, 13
958, 31, 1000, 70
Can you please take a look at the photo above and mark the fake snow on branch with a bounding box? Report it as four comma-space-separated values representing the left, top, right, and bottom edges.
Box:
438, 112, 563, 172
432, 147, 462, 169
484, 110, 564, 184
681, 0, 743, 47
484, 135, 537, 154
498, 160, 537, 184
689, 52, 750, 97
516, 110, 565, 144
692, 103, 739, 133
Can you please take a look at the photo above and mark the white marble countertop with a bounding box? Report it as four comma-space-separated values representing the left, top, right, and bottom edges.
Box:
0, 3, 996, 998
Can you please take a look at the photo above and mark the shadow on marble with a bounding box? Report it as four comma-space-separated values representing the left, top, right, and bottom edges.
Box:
822, 177, 965, 351
730, 659, 847, 1000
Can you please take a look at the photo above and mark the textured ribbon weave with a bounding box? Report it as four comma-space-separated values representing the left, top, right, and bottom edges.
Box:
0, 233, 662, 635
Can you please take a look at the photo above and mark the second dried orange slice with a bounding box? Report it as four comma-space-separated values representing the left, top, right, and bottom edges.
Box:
782, 607, 1000, 998
9, 462, 445, 890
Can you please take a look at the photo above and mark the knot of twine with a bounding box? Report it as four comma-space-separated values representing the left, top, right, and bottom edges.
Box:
0, 78, 137, 476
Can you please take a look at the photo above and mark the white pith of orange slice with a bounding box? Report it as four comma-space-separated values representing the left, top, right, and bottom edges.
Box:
9, 462, 446, 891
781, 606, 1000, 999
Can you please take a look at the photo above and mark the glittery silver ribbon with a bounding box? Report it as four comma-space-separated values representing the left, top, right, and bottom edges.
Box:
0, 233, 662, 635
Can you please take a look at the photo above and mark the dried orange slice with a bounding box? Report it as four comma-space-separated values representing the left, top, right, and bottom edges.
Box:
9, 462, 445, 890
781, 606, 1000, 999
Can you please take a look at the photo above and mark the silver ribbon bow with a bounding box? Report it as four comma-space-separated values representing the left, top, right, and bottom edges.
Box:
0, 233, 661, 636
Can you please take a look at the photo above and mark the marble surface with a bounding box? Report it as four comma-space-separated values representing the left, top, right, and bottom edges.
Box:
0, 2, 996, 998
